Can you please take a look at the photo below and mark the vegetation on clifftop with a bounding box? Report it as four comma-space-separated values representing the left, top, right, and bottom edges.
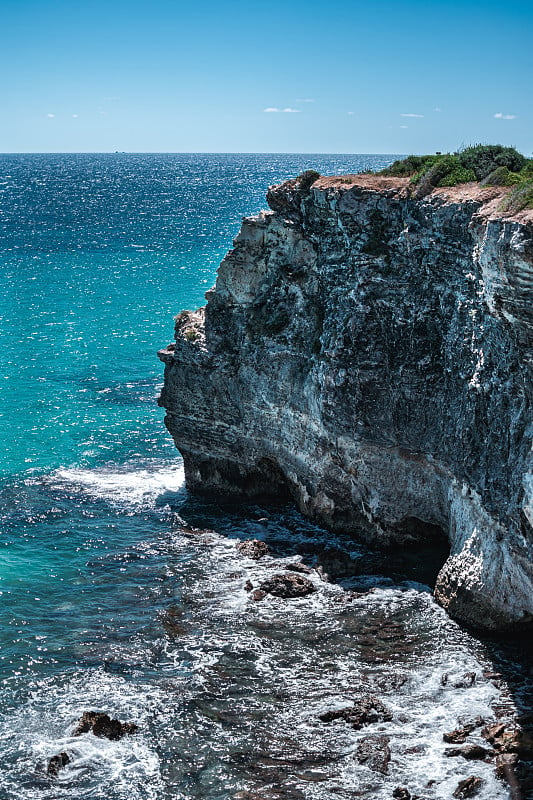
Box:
379, 145, 533, 211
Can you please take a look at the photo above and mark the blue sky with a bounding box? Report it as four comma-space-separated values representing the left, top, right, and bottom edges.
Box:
2, 0, 531, 153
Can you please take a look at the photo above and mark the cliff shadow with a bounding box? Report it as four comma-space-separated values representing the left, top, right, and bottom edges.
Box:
171, 494, 450, 591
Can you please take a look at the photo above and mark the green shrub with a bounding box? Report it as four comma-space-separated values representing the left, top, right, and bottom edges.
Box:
480, 166, 522, 186
295, 169, 320, 192
438, 166, 477, 186
457, 144, 526, 180
378, 146, 528, 196
519, 160, 533, 179
380, 155, 437, 177
412, 155, 476, 195
413, 156, 449, 197
499, 180, 533, 214
184, 327, 200, 342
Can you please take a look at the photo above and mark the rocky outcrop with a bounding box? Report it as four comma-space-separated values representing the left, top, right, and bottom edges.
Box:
158, 174, 533, 632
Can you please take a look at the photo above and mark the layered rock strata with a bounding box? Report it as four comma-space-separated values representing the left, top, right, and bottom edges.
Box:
158, 174, 533, 631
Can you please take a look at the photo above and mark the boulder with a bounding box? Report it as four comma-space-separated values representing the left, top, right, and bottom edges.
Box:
453, 777, 484, 799
72, 711, 138, 740
237, 539, 270, 559
444, 744, 491, 760
356, 734, 391, 773
259, 573, 315, 598
319, 696, 392, 729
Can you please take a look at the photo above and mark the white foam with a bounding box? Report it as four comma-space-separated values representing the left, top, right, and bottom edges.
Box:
0, 669, 165, 800
52, 460, 186, 509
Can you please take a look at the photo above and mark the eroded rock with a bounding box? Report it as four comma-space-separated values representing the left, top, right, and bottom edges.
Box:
483, 723, 533, 758
444, 744, 492, 760
259, 573, 316, 598
453, 777, 484, 799
72, 711, 138, 740
356, 734, 391, 773
285, 562, 313, 574
237, 539, 270, 559
443, 719, 484, 743
392, 789, 411, 800
46, 751, 70, 777
158, 174, 533, 632
319, 696, 392, 729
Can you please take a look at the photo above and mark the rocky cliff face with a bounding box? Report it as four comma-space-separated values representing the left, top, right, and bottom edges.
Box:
158, 174, 533, 632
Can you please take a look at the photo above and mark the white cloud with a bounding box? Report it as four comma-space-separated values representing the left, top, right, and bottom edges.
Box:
72, 114, 79, 118
46, 113, 55, 118
494, 112, 517, 120
263, 107, 301, 113
434, 107, 442, 112
401, 113, 424, 118
347, 111, 355, 115
296, 98, 315, 103
400, 125, 408, 129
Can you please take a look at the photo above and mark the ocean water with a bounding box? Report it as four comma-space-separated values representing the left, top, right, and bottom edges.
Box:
0, 153, 530, 800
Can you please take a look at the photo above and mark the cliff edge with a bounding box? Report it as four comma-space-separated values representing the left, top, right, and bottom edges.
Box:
158, 174, 533, 632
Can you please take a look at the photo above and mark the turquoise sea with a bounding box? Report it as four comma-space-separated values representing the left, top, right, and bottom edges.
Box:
0, 153, 530, 800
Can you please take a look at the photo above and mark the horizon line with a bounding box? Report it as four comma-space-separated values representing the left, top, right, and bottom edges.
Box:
0, 150, 407, 156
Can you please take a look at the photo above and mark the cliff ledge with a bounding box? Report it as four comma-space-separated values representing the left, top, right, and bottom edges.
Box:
158, 174, 533, 632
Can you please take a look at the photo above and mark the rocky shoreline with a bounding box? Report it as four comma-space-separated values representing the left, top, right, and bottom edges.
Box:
158, 173, 532, 633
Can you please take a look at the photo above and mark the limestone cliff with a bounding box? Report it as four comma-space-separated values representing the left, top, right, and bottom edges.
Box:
158, 174, 533, 632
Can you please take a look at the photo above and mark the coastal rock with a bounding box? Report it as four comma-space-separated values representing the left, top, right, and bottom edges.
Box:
237, 539, 270, 559
355, 734, 391, 773
46, 751, 71, 777
319, 696, 392, 728
453, 776, 484, 798
443, 718, 484, 743
285, 562, 313, 574
259, 573, 315, 598
483, 723, 533, 758
444, 744, 492, 760
443, 728, 470, 744
72, 711, 138, 740
392, 790, 411, 800
158, 175, 533, 631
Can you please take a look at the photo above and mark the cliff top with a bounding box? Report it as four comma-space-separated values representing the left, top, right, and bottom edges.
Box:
312, 174, 533, 223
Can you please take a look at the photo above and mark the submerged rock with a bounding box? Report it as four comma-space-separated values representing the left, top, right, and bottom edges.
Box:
72, 711, 138, 740
46, 751, 70, 777
259, 573, 316, 598
285, 562, 313, 574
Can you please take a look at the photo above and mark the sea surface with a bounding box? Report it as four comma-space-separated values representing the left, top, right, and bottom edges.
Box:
0, 153, 531, 800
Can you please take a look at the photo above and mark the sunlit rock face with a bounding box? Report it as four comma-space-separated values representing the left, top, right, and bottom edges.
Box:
158, 175, 533, 632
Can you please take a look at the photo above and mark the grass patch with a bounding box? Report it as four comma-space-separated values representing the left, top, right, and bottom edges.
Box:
499, 180, 533, 214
